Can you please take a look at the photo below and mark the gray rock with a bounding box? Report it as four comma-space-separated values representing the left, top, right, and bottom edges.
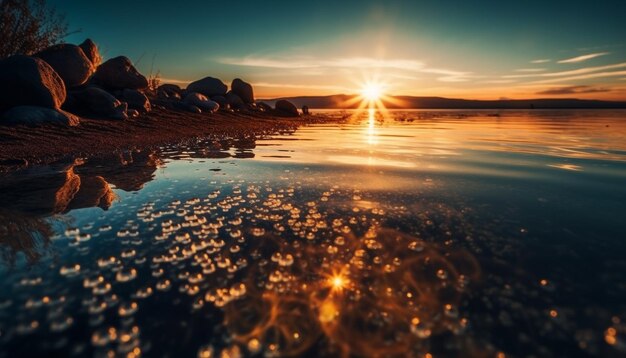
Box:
1, 106, 80, 126
119, 89, 151, 113
92, 56, 148, 90
0, 55, 66, 113
231, 78, 254, 103
183, 92, 219, 113
186, 76, 227, 97
79, 39, 102, 67
275, 100, 299, 117
34, 44, 95, 88
226, 92, 245, 109
71, 86, 128, 120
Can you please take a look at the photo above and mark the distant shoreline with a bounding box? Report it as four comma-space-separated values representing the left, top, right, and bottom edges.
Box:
260, 95, 626, 109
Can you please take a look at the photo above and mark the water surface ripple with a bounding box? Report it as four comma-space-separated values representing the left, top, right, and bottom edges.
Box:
1, 110, 625, 357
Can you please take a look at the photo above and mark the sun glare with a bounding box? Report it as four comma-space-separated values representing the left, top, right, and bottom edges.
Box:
341, 76, 406, 123
361, 83, 383, 101
330, 275, 346, 290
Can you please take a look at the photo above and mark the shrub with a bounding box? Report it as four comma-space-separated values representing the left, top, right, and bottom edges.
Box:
0, 0, 69, 59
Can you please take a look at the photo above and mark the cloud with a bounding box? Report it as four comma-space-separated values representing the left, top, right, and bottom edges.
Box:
536, 85, 612, 95
252, 82, 350, 91
481, 79, 518, 84
503, 62, 626, 79
218, 56, 473, 82
532, 70, 626, 84
531, 59, 551, 64
159, 77, 192, 85
219, 57, 320, 69
557, 52, 610, 64
515, 68, 546, 72
219, 56, 425, 71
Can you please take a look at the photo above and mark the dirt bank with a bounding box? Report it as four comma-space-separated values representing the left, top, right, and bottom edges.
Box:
0, 108, 333, 172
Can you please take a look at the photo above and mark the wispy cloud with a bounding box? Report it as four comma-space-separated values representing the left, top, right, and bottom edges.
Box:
220, 57, 320, 69
536, 85, 611, 95
531, 59, 551, 64
252, 82, 350, 92
515, 68, 546, 72
218, 56, 473, 82
557, 52, 610, 64
503, 62, 626, 79
532, 70, 626, 84
160, 77, 192, 85
220, 56, 425, 71
481, 79, 518, 84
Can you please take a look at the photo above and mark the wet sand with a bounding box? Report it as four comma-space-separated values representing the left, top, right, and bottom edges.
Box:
0, 108, 332, 172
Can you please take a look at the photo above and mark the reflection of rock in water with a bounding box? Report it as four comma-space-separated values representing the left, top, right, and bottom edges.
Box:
77, 150, 161, 191
0, 161, 116, 216
0, 150, 160, 217
0, 150, 159, 264
66, 175, 115, 211
0, 161, 81, 216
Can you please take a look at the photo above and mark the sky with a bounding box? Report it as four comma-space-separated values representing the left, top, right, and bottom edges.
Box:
52, 0, 626, 100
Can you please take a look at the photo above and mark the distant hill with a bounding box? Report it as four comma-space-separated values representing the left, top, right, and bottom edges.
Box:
260, 94, 626, 109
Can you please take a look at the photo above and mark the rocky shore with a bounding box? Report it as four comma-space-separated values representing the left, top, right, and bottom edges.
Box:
0, 105, 336, 172
0, 38, 318, 172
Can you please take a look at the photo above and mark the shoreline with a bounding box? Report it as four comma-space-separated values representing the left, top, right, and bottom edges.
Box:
0, 108, 334, 173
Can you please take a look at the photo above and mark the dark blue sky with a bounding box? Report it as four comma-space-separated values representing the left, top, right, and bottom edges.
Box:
51, 0, 626, 99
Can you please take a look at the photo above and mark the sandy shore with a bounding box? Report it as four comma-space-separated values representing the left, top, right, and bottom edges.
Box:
0, 108, 333, 172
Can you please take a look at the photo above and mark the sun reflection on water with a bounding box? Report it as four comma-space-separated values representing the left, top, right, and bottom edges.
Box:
366, 108, 378, 146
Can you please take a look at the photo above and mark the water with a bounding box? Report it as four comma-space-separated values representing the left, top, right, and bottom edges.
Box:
1, 109, 626, 357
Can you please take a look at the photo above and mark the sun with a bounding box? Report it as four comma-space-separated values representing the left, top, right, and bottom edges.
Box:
361, 83, 383, 101
340, 76, 405, 118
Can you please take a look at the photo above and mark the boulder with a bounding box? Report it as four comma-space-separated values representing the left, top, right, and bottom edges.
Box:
0, 55, 66, 113
231, 78, 254, 103
183, 92, 220, 113
34, 44, 95, 88
118, 89, 151, 113
257, 102, 272, 112
172, 101, 202, 114
1, 106, 80, 126
275, 100, 299, 117
127, 109, 140, 118
211, 95, 228, 109
157, 84, 182, 100
302, 105, 310, 115
71, 86, 128, 120
79, 39, 102, 67
92, 56, 148, 90
186, 76, 227, 97
226, 92, 245, 109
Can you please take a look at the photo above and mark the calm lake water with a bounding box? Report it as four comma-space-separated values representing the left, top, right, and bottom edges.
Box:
1, 109, 626, 357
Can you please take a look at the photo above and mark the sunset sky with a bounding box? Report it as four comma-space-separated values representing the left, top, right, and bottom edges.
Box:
52, 0, 626, 100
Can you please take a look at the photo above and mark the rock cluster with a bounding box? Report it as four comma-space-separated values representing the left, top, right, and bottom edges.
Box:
0, 38, 303, 126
